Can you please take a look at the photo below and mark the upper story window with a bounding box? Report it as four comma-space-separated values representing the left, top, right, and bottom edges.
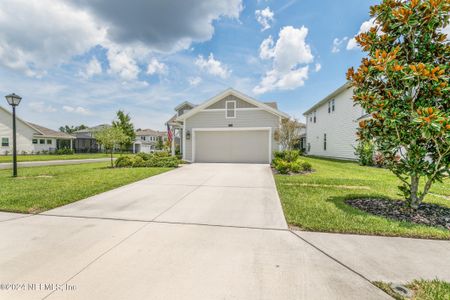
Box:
226, 100, 236, 119
328, 99, 335, 113
313, 111, 317, 123
1, 137, 9, 147
141, 136, 146, 141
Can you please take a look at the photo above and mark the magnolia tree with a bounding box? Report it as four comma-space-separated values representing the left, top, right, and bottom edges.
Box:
347, 0, 450, 208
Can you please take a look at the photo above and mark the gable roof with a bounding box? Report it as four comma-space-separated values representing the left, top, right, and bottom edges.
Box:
136, 129, 167, 136
27, 123, 75, 139
0, 105, 74, 139
74, 124, 111, 133
176, 88, 289, 121
174, 101, 196, 111
303, 82, 352, 115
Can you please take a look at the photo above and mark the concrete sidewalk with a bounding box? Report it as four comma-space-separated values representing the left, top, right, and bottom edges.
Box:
0, 158, 112, 169
1, 163, 447, 299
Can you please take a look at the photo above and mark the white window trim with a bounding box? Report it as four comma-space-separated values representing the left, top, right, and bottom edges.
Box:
191, 127, 272, 163
225, 100, 236, 119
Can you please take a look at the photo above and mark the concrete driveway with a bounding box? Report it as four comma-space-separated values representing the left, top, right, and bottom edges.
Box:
0, 164, 390, 300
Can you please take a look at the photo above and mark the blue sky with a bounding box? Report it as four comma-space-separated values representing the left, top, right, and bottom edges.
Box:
0, 0, 379, 130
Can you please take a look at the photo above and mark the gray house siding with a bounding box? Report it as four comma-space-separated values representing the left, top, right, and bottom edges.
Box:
205, 95, 257, 109
184, 109, 280, 161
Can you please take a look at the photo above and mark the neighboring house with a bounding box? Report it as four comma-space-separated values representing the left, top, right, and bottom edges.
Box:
303, 82, 366, 160
167, 88, 289, 163
0, 105, 75, 155
297, 123, 307, 152
133, 129, 167, 153
73, 124, 111, 153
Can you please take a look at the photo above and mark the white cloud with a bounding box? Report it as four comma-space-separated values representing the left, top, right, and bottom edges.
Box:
146, 58, 167, 76
254, 26, 314, 94
106, 47, 140, 80
314, 63, 321, 72
0, 0, 105, 77
332, 37, 348, 53
0, 0, 243, 77
29, 101, 57, 113
347, 18, 377, 50
195, 53, 231, 79
188, 76, 202, 86
62, 105, 91, 115
255, 7, 274, 31
80, 57, 102, 79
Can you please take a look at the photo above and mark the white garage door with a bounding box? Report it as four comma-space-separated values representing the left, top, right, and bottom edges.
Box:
194, 130, 270, 163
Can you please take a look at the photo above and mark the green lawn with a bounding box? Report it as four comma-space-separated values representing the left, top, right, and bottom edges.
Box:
374, 279, 450, 300
275, 157, 450, 239
0, 153, 110, 163
0, 163, 171, 213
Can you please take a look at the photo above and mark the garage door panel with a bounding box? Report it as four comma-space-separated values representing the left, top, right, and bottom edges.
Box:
195, 130, 269, 163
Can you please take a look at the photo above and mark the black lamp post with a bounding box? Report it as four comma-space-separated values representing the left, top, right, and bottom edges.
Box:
5, 93, 22, 177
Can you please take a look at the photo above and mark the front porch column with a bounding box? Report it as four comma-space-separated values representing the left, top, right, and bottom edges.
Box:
70, 139, 73, 150
171, 127, 175, 156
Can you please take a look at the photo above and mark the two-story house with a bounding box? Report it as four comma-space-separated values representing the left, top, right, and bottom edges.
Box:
303, 82, 366, 160
167, 88, 289, 163
133, 129, 167, 153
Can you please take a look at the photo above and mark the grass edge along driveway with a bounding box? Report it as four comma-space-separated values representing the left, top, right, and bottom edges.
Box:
275, 157, 450, 240
0, 162, 172, 213
0, 153, 111, 163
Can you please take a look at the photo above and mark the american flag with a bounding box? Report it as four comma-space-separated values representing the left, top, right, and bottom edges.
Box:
167, 124, 173, 143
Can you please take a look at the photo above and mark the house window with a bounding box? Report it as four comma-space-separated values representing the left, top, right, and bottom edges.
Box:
331, 99, 335, 112
309, 116, 312, 122
32, 139, 38, 144
40, 139, 45, 144
323, 133, 327, 151
226, 101, 236, 119
328, 102, 331, 113
141, 136, 145, 141
313, 111, 317, 123
47, 139, 52, 144
1, 137, 9, 147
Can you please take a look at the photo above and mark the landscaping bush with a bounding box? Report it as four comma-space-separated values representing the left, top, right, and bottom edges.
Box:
115, 156, 134, 168
301, 161, 312, 172
354, 141, 374, 166
272, 156, 312, 175
273, 150, 301, 162
55, 148, 74, 155
115, 153, 180, 168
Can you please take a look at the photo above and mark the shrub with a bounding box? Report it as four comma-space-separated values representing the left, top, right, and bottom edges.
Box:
354, 141, 374, 166
55, 148, 74, 155
115, 156, 133, 168
273, 150, 301, 162
136, 152, 151, 161
132, 156, 146, 167
301, 162, 312, 172
289, 160, 302, 173
273, 159, 290, 174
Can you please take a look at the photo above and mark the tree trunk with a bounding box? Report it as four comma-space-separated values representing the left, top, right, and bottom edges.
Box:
408, 175, 420, 209
110, 150, 114, 168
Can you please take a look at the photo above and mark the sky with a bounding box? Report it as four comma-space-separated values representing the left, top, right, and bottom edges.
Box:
0, 0, 383, 130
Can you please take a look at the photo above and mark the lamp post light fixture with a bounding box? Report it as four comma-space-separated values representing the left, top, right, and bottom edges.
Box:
5, 93, 22, 177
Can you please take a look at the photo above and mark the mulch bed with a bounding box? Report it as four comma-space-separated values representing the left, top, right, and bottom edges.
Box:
346, 198, 450, 230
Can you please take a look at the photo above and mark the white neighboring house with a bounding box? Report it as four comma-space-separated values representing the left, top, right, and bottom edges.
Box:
0, 105, 75, 155
167, 88, 289, 163
133, 129, 167, 153
303, 83, 367, 160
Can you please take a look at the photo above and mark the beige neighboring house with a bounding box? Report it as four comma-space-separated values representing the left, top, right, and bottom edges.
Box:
303, 82, 367, 160
167, 88, 289, 163
0, 105, 75, 155
133, 129, 167, 153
